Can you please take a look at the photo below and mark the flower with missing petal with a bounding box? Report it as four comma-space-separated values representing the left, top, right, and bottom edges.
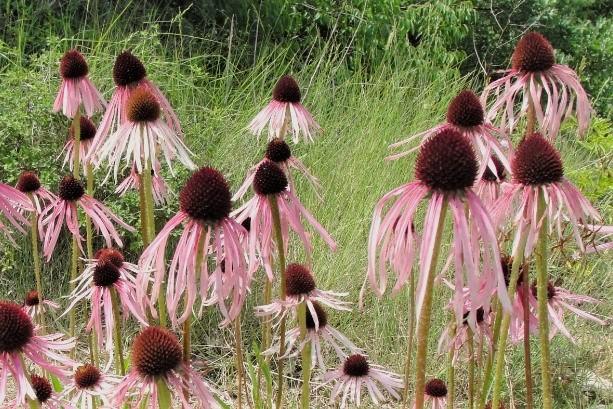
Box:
482, 32, 592, 139
248, 75, 320, 143
53, 49, 105, 118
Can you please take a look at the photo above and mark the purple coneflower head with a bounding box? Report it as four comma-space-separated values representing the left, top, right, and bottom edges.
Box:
253, 160, 288, 195
482, 31, 592, 138
95, 247, 125, 268
25, 290, 41, 307
74, 364, 102, 389
53, 49, 105, 118
126, 86, 161, 122
139, 167, 250, 326
265, 138, 292, 162
112, 50, 147, 86
415, 128, 478, 192
115, 327, 222, 408
475, 156, 506, 208
285, 263, 316, 296
23, 290, 59, 322
58, 175, 85, 201
324, 354, 403, 408
60, 364, 119, 407
481, 156, 506, 183
512, 132, 563, 186
411, 378, 448, 409
306, 301, 328, 329
446, 90, 484, 128
511, 32, 555, 73
248, 75, 320, 143
16, 171, 41, 194
60, 116, 97, 170
92, 262, 121, 287
31, 375, 53, 403
0, 300, 34, 352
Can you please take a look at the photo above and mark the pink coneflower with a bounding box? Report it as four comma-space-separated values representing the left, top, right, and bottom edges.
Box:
23, 290, 59, 321
323, 354, 403, 408
53, 49, 105, 118
0, 182, 33, 242
39, 175, 135, 261
138, 167, 249, 326
0, 301, 75, 405
493, 133, 601, 256
233, 160, 336, 280
248, 75, 321, 143
474, 156, 506, 208
93, 86, 194, 180
60, 364, 120, 407
388, 89, 510, 178
234, 138, 322, 201
368, 128, 511, 327
90, 50, 182, 154
438, 307, 492, 362
15, 171, 56, 214
63, 248, 148, 354
412, 378, 448, 409
58, 116, 97, 170
482, 32, 592, 139
529, 281, 605, 342
267, 301, 360, 369
115, 161, 170, 205
255, 264, 350, 329
114, 327, 222, 408
8, 375, 69, 409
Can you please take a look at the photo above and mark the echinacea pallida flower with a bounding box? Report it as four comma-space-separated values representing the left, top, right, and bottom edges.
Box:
23, 290, 59, 321
53, 49, 106, 118
93, 86, 195, 180
493, 132, 601, 257
15, 171, 56, 214
482, 32, 592, 139
58, 116, 98, 170
411, 378, 448, 409
388, 89, 510, 178
138, 167, 250, 326
322, 353, 403, 408
0, 301, 75, 405
248, 75, 321, 143
368, 127, 511, 328
8, 374, 69, 409
438, 307, 492, 363
474, 156, 506, 209
114, 326, 223, 408
234, 138, 322, 201
63, 248, 149, 356
115, 162, 170, 205
89, 50, 182, 154
60, 364, 120, 407
0, 182, 33, 242
233, 160, 336, 281
39, 176, 135, 260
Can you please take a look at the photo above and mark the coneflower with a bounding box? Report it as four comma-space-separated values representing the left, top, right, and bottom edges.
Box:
92, 86, 194, 180
90, 50, 182, 154
138, 167, 250, 326
248, 75, 321, 143
22, 290, 59, 321
322, 354, 403, 408
388, 89, 510, 178
474, 156, 506, 208
60, 364, 120, 407
0, 182, 33, 243
58, 116, 98, 170
234, 138, 322, 201
113, 327, 222, 408
233, 160, 336, 280
53, 49, 106, 118
39, 175, 135, 261
438, 307, 492, 362
115, 162, 170, 205
482, 32, 592, 139
15, 171, 56, 214
7, 374, 68, 408
411, 378, 448, 409
0, 301, 75, 405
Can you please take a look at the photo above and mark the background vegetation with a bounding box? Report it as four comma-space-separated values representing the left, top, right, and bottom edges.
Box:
0, 1, 611, 407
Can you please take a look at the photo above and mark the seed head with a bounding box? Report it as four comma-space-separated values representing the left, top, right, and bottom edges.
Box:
60, 49, 88, 79
16, 171, 41, 193
74, 364, 102, 389
305, 301, 328, 330
132, 327, 182, 377
272, 75, 301, 103
113, 51, 147, 86
512, 133, 563, 186
343, 354, 370, 377
265, 138, 292, 163
70, 116, 97, 141
415, 128, 478, 192
93, 262, 121, 287
512, 32, 555, 72
481, 156, 506, 182
179, 167, 232, 223
285, 263, 316, 296
446, 90, 484, 128
0, 301, 34, 353
25, 290, 40, 306
95, 248, 125, 268
425, 378, 448, 398
252, 160, 288, 196
58, 175, 85, 201
126, 87, 160, 123
31, 375, 52, 403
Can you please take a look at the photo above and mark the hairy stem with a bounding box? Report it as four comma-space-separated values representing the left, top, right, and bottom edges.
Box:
478, 300, 502, 409
468, 327, 475, 409
28, 196, 45, 332
156, 378, 173, 407
68, 107, 81, 347
413, 203, 447, 409
234, 315, 246, 409
298, 302, 312, 409
85, 164, 94, 258
446, 315, 456, 409
523, 264, 534, 409
110, 287, 126, 376
403, 272, 416, 406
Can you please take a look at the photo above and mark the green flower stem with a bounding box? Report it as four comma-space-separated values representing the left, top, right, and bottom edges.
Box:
85, 164, 94, 258
28, 194, 45, 331
468, 327, 475, 409
523, 262, 534, 409
413, 202, 448, 409
269, 195, 287, 409
156, 377, 173, 408
138, 179, 150, 245
478, 300, 502, 409
183, 230, 206, 366
68, 107, 81, 346
298, 302, 312, 409
234, 315, 246, 409
491, 228, 529, 409
446, 314, 456, 409
402, 272, 416, 406
110, 287, 126, 376
72, 109, 81, 179
535, 191, 553, 409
